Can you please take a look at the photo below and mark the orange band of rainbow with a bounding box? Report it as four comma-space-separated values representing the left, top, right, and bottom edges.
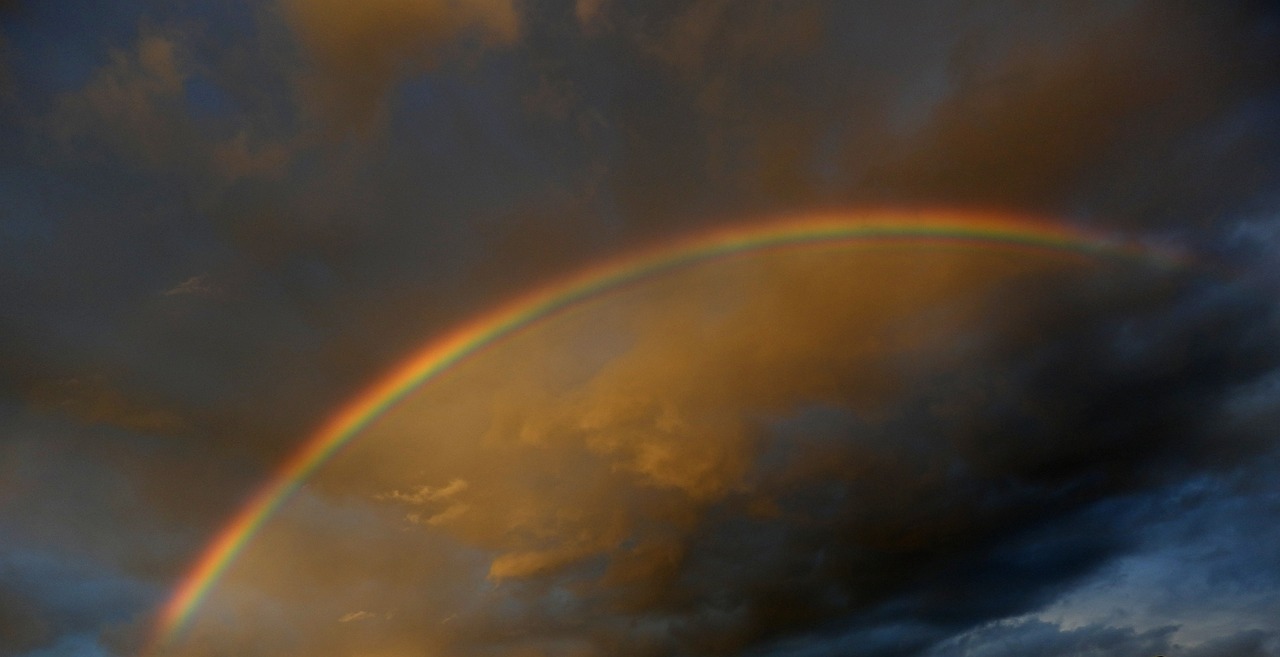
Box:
146, 211, 1186, 653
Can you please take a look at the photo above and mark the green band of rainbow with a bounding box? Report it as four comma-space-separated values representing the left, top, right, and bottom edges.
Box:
146, 211, 1186, 653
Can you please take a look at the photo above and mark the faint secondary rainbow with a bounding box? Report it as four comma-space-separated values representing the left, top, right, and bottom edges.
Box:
147, 211, 1187, 652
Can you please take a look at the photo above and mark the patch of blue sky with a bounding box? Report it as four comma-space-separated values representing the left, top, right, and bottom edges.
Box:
183, 75, 237, 120
0, 547, 153, 628
18, 634, 113, 657
1, 1, 151, 96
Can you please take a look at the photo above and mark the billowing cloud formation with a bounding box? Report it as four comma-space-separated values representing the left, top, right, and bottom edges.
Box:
282, 0, 520, 129
2, 1, 1280, 656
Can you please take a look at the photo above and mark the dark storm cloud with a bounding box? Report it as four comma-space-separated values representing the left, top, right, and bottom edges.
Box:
2, 0, 1280, 656
542, 272, 1280, 657
754, 276, 1280, 654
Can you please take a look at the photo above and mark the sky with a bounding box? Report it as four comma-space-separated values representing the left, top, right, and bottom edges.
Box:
2, 1, 1280, 656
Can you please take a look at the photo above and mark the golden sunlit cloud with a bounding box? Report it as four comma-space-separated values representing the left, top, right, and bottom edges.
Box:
282, 0, 520, 130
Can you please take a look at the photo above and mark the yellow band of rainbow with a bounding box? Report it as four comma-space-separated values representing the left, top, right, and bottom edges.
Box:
146, 211, 1187, 653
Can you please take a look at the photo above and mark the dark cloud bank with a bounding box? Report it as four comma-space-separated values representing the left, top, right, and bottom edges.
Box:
2, 1, 1280, 656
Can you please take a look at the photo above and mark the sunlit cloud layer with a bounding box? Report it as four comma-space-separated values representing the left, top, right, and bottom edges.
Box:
171, 246, 1276, 656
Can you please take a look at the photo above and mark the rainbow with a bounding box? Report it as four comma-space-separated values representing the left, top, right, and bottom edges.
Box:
146, 211, 1186, 652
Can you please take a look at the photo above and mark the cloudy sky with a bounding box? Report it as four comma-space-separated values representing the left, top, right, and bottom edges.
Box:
3, 1, 1280, 656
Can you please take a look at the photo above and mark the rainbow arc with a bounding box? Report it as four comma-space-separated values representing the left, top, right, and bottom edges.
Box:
146, 211, 1187, 653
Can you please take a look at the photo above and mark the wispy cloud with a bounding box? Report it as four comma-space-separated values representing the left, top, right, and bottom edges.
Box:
337, 610, 375, 623
162, 275, 219, 298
